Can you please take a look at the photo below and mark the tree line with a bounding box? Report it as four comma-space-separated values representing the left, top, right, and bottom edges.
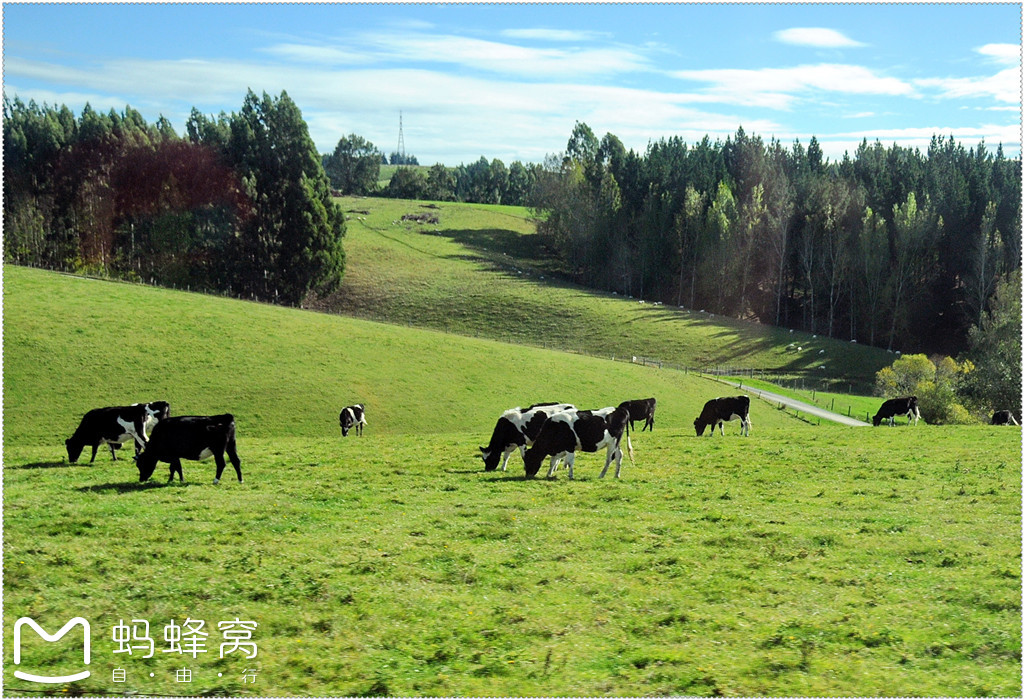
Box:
323, 133, 541, 206
532, 122, 1021, 358
3, 92, 345, 305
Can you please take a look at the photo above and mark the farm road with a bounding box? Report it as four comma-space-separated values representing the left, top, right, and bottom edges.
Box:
713, 378, 871, 427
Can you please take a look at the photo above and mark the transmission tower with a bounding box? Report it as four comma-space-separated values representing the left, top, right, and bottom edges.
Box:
397, 111, 406, 164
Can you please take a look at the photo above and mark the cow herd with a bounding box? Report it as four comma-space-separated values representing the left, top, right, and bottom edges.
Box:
65, 402, 242, 484
65, 391, 1018, 484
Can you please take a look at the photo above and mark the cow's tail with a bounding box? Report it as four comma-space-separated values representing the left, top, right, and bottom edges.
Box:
625, 417, 635, 466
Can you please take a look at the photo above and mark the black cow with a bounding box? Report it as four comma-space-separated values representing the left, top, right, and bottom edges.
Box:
66, 401, 171, 463
136, 414, 242, 484
479, 403, 575, 471
991, 410, 1019, 426
694, 396, 751, 437
618, 398, 657, 432
872, 396, 920, 427
522, 406, 632, 479
339, 404, 367, 437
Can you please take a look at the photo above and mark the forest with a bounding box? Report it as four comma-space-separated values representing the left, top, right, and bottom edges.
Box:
3, 93, 345, 305
532, 123, 1021, 358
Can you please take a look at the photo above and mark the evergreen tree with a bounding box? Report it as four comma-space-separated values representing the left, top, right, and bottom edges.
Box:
325, 134, 381, 195
227, 90, 345, 304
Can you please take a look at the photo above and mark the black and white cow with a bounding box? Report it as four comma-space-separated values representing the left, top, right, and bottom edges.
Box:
694, 396, 751, 437
479, 403, 575, 471
339, 404, 367, 437
872, 396, 920, 427
618, 397, 657, 432
136, 414, 242, 484
66, 401, 171, 463
522, 406, 632, 479
991, 410, 1019, 426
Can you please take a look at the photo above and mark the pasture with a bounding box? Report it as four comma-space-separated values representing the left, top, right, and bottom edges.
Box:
3, 264, 1021, 696
321, 196, 894, 391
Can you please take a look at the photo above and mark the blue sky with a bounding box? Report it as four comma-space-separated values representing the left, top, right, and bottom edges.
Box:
3, 2, 1020, 164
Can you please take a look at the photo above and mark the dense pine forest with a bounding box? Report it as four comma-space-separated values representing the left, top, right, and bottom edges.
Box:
533, 123, 1021, 357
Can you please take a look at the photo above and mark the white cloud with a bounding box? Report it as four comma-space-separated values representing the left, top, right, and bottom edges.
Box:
500, 28, 606, 42
671, 64, 915, 109
355, 32, 651, 78
261, 43, 373, 66
774, 28, 866, 49
916, 67, 1021, 104
976, 43, 1020, 65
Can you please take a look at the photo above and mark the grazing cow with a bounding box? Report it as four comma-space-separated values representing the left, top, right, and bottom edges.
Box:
66, 401, 170, 463
872, 396, 920, 427
618, 398, 656, 432
339, 404, 367, 437
991, 410, 1019, 426
136, 414, 242, 484
479, 403, 575, 471
694, 396, 751, 437
522, 406, 632, 480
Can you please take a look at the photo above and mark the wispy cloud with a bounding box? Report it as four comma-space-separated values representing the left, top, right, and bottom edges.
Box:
671, 64, 914, 109
356, 32, 651, 78
916, 67, 1021, 104
261, 43, 373, 66
500, 28, 607, 42
774, 28, 866, 49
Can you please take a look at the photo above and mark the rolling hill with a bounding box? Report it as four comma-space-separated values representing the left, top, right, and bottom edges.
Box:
316, 196, 894, 391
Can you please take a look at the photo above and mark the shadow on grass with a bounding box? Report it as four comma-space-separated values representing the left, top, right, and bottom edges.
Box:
75, 480, 182, 494
9, 460, 75, 469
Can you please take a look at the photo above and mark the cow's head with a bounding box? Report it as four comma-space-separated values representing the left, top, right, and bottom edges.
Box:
147, 401, 171, 422
340, 409, 354, 437
871, 414, 882, 427
136, 451, 158, 482
478, 446, 501, 471
521, 447, 544, 478
66, 438, 84, 463
693, 418, 708, 436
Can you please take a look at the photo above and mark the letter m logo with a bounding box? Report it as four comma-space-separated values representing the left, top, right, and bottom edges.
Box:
13, 617, 91, 683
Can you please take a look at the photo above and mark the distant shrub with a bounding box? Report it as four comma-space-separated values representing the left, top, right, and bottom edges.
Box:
876, 353, 976, 424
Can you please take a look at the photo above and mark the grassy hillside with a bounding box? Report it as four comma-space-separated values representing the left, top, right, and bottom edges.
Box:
2, 265, 1020, 697
2, 264, 801, 445
321, 197, 893, 391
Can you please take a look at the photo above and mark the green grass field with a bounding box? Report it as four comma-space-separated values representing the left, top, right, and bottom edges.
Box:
323, 197, 894, 392
3, 250, 1021, 696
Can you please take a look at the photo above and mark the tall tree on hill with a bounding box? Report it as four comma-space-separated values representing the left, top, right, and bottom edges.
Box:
960, 270, 1021, 415
227, 90, 345, 304
325, 134, 382, 195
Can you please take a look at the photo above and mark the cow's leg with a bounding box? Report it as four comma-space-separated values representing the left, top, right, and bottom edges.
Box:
107, 443, 118, 461
499, 446, 516, 471
599, 445, 615, 478
168, 458, 184, 483
213, 451, 227, 484
565, 452, 576, 480
546, 454, 561, 478
226, 437, 243, 482
613, 444, 624, 478
717, 420, 725, 436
